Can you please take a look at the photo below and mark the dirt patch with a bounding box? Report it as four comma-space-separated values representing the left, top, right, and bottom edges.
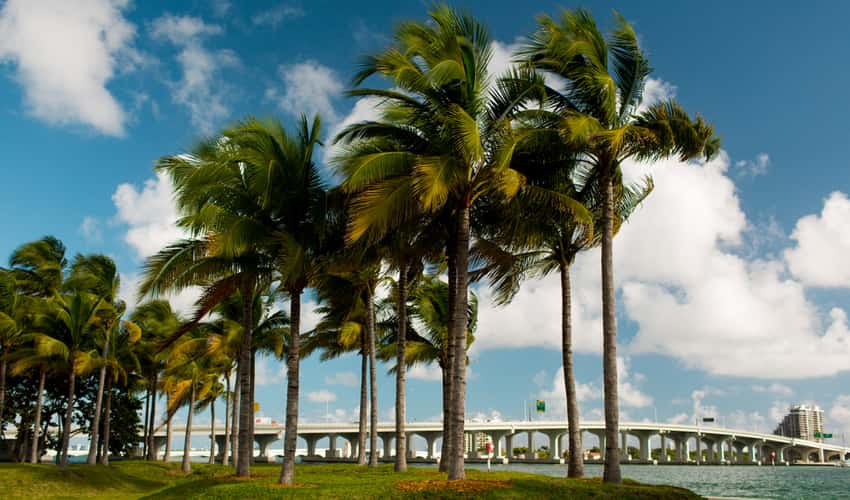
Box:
396, 479, 512, 494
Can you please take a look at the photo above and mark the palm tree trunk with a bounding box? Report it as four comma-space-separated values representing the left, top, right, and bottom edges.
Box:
600, 166, 621, 484
439, 365, 450, 471
231, 369, 239, 469
441, 234, 457, 474
560, 262, 584, 478
447, 205, 470, 480
394, 262, 408, 472
146, 373, 158, 461
0, 354, 7, 430
87, 335, 110, 465
142, 386, 150, 459
357, 343, 367, 465
59, 370, 75, 468
182, 385, 195, 473
101, 375, 112, 465
29, 368, 46, 463
165, 411, 173, 462
250, 349, 256, 464
236, 289, 254, 477
209, 396, 216, 465
279, 289, 301, 484
367, 286, 378, 467
223, 372, 230, 466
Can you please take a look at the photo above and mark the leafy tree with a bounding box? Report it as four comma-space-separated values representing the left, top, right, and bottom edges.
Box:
518, 8, 719, 482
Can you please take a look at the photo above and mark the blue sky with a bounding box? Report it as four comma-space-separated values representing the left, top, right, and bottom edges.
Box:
3, 0, 850, 448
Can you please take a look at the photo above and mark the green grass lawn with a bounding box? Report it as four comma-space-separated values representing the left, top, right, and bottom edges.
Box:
0, 461, 702, 499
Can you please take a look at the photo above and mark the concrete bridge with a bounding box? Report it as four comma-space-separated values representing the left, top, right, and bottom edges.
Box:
151, 420, 850, 465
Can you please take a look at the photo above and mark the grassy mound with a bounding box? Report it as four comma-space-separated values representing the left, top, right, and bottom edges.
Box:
0, 461, 702, 499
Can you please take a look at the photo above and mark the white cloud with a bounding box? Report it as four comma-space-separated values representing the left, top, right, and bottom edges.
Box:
735, 153, 770, 177
668, 412, 689, 425
150, 13, 237, 133
752, 383, 794, 397
112, 172, 184, 259
407, 363, 443, 382
0, 0, 139, 135
254, 357, 287, 386
617, 357, 653, 408
828, 395, 850, 440
641, 78, 677, 109
537, 357, 651, 415
266, 60, 342, 124
785, 192, 850, 288
324, 371, 358, 387
79, 216, 103, 243
251, 4, 304, 27
307, 389, 337, 403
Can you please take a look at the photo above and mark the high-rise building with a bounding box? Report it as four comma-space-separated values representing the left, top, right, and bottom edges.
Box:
773, 404, 824, 441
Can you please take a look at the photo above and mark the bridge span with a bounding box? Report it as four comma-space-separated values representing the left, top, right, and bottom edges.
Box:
152, 420, 850, 465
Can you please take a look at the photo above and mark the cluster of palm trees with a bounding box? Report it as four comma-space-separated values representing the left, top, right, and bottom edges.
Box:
0, 237, 145, 467
0, 5, 717, 486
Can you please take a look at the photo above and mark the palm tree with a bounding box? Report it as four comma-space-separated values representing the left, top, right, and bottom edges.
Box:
472, 158, 652, 477
65, 254, 123, 465
132, 300, 181, 461
9, 341, 53, 463
518, 9, 719, 482
99, 318, 142, 464
378, 274, 476, 468
0, 271, 29, 429
31, 290, 102, 468
333, 5, 556, 478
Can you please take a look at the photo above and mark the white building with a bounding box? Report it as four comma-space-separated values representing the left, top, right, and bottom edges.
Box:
773, 404, 825, 442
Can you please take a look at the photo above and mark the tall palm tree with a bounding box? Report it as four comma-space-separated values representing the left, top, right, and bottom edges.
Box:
99, 318, 142, 464
210, 115, 329, 484
378, 274, 476, 468
518, 9, 719, 482
31, 291, 102, 468
65, 254, 123, 465
333, 5, 567, 478
0, 271, 29, 429
472, 156, 652, 477
131, 300, 181, 461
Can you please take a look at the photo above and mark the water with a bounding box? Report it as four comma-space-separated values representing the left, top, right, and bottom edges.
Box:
454, 463, 850, 499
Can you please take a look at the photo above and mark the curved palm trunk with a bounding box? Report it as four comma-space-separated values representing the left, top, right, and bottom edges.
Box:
223, 373, 230, 466
600, 168, 621, 484
560, 262, 584, 477
29, 368, 46, 463
209, 396, 216, 464
357, 344, 367, 465
101, 376, 112, 465
87, 335, 110, 465
279, 290, 301, 484
394, 264, 408, 472
236, 291, 254, 477
447, 206, 470, 480
164, 412, 173, 462
182, 385, 195, 473
59, 370, 75, 468
367, 287, 378, 467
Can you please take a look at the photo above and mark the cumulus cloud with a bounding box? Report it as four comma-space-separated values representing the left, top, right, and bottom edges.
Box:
785, 191, 850, 288
150, 13, 237, 133
0, 0, 139, 135
735, 153, 770, 177
407, 364, 443, 382
254, 357, 287, 386
266, 60, 343, 124
112, 172, 183, 259
79, 216, 103, 243
251, 4, 304, 28
828, 395, 850, 440
324, 371, 358, 387
307, 389, 337, 403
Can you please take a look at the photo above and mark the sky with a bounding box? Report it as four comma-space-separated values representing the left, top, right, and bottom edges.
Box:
3, 0, 850, 449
